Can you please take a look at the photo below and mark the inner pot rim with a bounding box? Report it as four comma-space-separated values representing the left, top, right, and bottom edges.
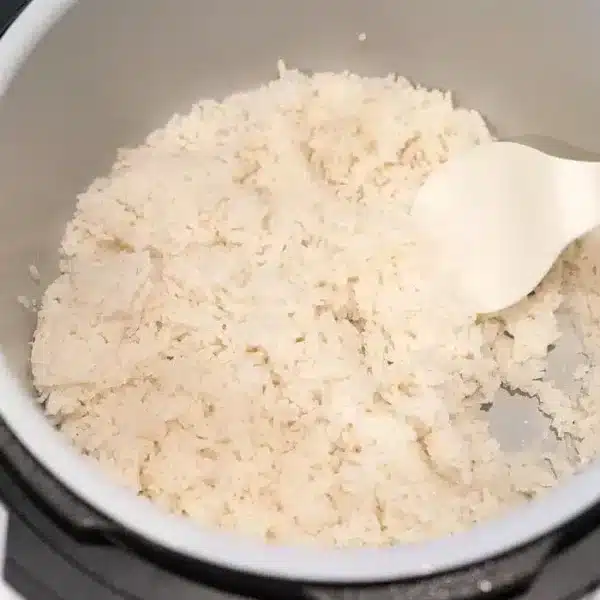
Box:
2, 0, 600, 584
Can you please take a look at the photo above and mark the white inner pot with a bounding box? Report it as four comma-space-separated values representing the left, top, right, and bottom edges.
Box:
2, 0, 600, 584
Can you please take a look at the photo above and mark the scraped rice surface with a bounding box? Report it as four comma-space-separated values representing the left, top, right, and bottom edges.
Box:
30, 67, 600, 547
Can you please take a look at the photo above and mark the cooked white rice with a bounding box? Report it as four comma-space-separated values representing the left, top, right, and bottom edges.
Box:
30, 66, 600, 547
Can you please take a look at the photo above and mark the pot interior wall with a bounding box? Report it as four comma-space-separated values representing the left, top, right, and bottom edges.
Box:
1, 0, 600, 572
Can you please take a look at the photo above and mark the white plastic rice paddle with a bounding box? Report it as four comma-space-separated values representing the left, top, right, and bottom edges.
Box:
412, 140, 600, 314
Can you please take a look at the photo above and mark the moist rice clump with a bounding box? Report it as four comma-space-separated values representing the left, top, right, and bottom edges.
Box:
30, 65, 600, 547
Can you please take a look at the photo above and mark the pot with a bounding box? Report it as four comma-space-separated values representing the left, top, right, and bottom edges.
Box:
1, 1, 600, 597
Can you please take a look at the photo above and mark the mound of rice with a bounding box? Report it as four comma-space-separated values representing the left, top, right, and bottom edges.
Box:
30, 64, 600, 547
